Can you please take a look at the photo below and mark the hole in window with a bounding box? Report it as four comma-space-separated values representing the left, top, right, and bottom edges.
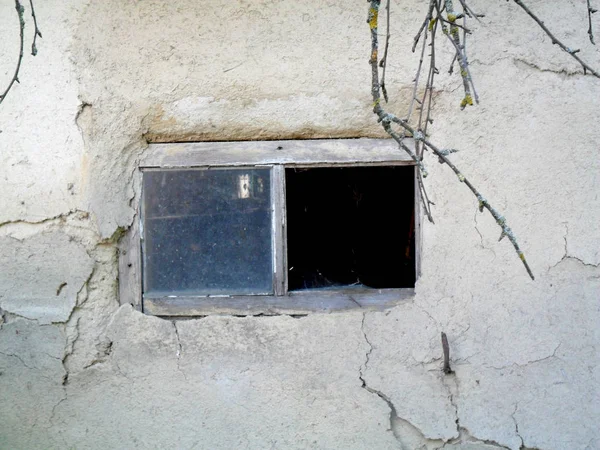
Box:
285, 166, 415, 291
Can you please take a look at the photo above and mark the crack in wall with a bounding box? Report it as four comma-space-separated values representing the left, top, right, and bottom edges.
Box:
437, 371, 535, 450
172, 320, 188, 381
358, 314, 521, 450
61, 264, 98, 379
82, 337, 113, 370
0, 309, 39, 326
511, 404, 542, 450
441, 367, 462, 444
473, 211, 498, 260
442, 428, 513, 450
474, 211, 485, 247
549, 224, 600, 271
358, 312, 444, 448
358, 313, 403, 440
48, 394, 67, 429
486, 343, 561, 371
441, 376, 514, 449
513, 58, 585, 77
0, 209, 91, 230
0, 351, 43, 373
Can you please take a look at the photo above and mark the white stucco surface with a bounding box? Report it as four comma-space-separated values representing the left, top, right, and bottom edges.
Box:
1, 1, 599, 449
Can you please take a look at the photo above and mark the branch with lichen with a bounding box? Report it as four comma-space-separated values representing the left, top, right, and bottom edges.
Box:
368, 0, 535, 280
0, 0, 41, 107
438, 0, 478, 108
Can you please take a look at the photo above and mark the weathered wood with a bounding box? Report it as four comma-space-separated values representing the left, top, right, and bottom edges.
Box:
118, 215, 142, 311
414, 167, 422, 280
143, 288, 415, 316
272, 165, 286, 296
141, 138, 415, 168
281, 168, 289, 295
129, 138, 420, 315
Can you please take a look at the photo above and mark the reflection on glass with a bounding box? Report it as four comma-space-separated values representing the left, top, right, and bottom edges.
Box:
238, 174, 251, 199
237, 173, 265, 199
142, 168, 273, 296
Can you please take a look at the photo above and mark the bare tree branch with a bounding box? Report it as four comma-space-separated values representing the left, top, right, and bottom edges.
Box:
588, 0, 597, 45
379, 0, 391, 103
512, 0, 600, 77
367, 0, 535, 280
412, 11, 430, 53
417, 173, 435, 224
409, 0, 441, 224
29, 0, 42, 56
418, 10, 439, 140
457, 0, 484, 21
407, 0, 436, 124
0, 1, 26, 106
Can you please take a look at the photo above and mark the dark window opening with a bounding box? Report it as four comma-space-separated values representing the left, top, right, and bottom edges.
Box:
285, 166, 415, 291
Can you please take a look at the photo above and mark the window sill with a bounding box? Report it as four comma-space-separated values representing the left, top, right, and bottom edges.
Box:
142, 288, 415, 317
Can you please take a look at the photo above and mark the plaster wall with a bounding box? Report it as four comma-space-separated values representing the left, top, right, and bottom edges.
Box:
0, 1, 599, 449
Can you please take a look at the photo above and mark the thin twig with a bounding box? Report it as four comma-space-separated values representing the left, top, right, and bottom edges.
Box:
512, 0, 600, 78
418, 172, 435, 223
0, 1, 26, 106
439, 17, 472, 34
379, 0, 392, 103
416, 3, 442, 223
29, 0, 42, 56
457, 0, 484, 21
407, 0, 436, 123
407, 0, 439, 223
412, 14, 429, 53
588, 0, 597, 45
448, 52, 457, 74
368, 0, 535, 280
419, 1, 441, 142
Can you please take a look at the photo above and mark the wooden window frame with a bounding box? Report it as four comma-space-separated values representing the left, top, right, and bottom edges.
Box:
119, 138, 420, 316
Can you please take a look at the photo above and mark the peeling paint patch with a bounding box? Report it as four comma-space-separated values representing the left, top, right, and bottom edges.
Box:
0, 232, 94, 324
144, 94, 389, 143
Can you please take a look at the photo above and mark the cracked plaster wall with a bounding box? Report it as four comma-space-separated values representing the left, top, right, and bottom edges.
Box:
0, 0, 599, 449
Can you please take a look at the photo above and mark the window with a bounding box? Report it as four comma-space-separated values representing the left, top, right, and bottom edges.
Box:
119, 139, 419, 316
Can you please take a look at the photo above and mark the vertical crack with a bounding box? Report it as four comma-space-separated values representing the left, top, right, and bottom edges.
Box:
441, 371, 461, 442
511, 403, 525, 449
359, 312, 399, 438
48, 395, 67, 429
474, 210, 484, 247
172, 321, 187, 381
510, 403, 541, 450
61, 263, 96, 379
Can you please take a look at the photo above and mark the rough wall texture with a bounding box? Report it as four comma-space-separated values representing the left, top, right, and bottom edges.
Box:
0, 0, 599, 449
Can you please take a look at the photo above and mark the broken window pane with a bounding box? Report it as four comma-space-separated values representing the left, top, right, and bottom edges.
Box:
285, 166, 415, 291
142, 168, 273, 296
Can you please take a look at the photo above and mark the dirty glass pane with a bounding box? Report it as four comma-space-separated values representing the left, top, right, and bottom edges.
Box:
142, 168, 273, 296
